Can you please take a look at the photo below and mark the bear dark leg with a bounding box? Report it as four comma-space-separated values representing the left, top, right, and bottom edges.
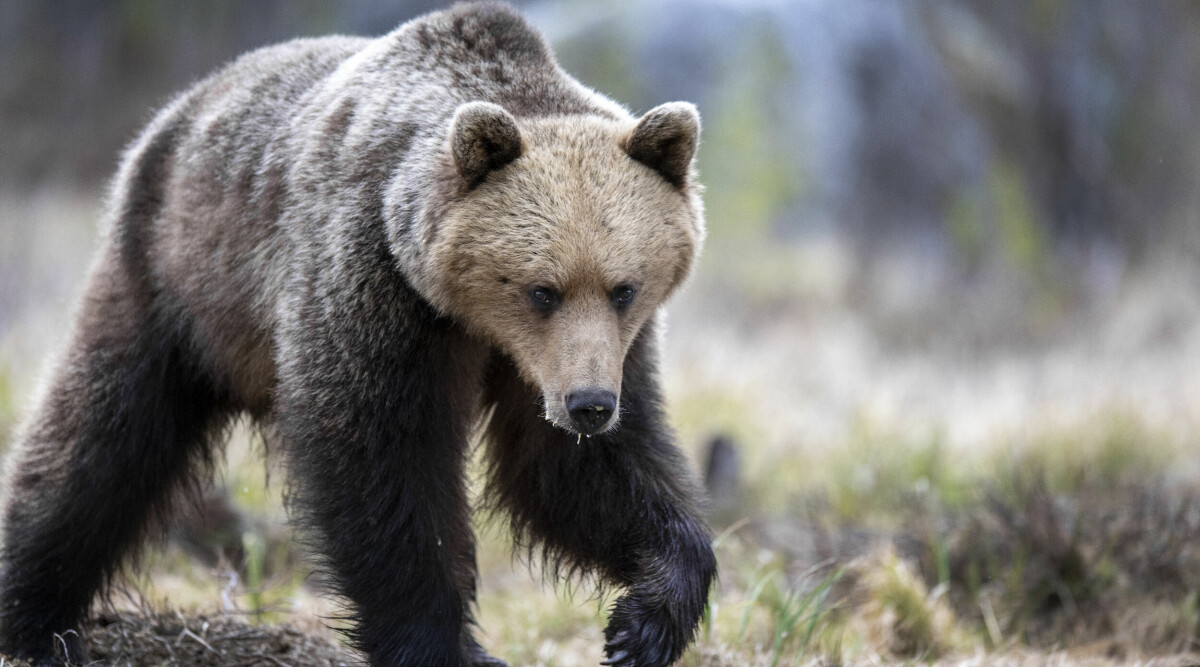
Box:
482, 321, 717, 667
277, 278, 492, 667
458, 539, 508, 667
0, 256, 230, 666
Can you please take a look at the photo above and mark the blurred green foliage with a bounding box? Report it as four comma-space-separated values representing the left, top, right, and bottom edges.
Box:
992, 411, 1181, 498
990, 159, 1047, 280
6, 0, 1200, 263
821, 424, 973, 524
0, 359, 16, 448
696, 20, 805, 240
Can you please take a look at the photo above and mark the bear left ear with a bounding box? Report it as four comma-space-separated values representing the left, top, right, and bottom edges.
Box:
450, 101, 523, 187
624, 102, 701, 188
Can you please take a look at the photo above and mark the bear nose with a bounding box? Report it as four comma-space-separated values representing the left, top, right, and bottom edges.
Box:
565, 388, 617, 435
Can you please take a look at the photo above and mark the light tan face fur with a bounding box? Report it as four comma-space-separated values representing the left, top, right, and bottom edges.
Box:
429, 115, 702, 433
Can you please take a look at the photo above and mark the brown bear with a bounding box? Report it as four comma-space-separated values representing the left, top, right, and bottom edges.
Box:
0, 3, 715, 666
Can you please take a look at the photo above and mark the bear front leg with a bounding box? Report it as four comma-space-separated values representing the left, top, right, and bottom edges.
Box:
276, 270, 493, 667
482, 322, 716, 667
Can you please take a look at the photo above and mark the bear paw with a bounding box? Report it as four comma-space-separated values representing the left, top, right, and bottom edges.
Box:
601, 591, 693, 667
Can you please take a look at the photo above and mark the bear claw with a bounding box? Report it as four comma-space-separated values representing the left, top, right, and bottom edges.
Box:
600, 648, 630, 665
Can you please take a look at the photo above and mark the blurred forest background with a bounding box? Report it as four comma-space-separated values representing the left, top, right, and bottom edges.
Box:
3, 1, 1200, 665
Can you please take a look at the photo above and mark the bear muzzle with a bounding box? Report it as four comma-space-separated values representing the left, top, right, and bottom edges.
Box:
565, 387, 618, 435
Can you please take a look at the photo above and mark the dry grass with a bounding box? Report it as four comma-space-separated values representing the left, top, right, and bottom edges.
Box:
0, 611, 354, 667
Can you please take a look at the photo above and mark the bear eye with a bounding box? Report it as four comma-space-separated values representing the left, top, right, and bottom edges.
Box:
528, 286, 561, 313
611, 284, 637, 311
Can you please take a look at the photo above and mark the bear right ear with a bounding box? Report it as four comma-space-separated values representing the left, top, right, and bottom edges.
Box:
450, 101, 523, 187
624, 102, 701, 188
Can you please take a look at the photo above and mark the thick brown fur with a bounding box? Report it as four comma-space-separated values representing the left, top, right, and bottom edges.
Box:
0, 3, 715, 666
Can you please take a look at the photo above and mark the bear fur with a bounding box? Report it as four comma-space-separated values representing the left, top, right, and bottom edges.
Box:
0, 3, 715, 666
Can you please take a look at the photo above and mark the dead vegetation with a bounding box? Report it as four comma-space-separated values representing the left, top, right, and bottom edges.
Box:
0, 611, 355, 667
694, 430, 1200, 666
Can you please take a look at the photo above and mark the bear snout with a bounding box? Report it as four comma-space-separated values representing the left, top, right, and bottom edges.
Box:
565, 388, 617, 435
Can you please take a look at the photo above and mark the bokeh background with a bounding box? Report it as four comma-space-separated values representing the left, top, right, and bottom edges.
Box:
3, 1, 1200, 665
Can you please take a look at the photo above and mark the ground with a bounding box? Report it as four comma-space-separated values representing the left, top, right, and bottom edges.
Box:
3, 192, 1200, 665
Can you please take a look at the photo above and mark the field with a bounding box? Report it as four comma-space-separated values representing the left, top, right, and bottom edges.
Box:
2, 190, 1200, 666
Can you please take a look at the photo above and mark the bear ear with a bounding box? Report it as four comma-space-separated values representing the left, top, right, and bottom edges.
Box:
624, 102, 701, 188
450, 101, 523, 187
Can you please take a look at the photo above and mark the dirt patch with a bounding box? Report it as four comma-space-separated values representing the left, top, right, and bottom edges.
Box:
2, 612, 360, 667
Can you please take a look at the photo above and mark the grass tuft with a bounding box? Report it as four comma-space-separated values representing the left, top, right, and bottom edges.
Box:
852, 546, 967, 658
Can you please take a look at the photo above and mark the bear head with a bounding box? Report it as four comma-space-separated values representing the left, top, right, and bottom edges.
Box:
390, 101, 704, 435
